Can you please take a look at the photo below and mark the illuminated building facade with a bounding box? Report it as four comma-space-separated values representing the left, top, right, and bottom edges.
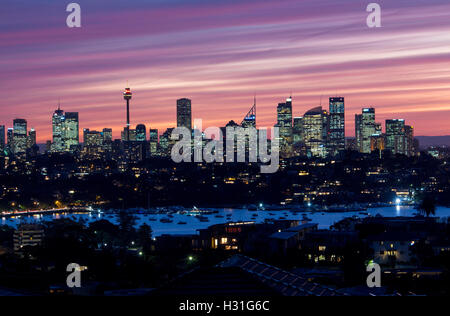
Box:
385, 119, 405, 155
13, 118, 28, 154
303, 106, 328, 158
328, 97, 345, 156
64, 112, 79, 152
136, 124, 147, 142
293, 117, 303, 145
385, 119, 413, 156
356, 108, 378, 153
51, 107, 79, 152
276, 97, 293, 158
149, 129, 159, 156
177, 98, 192, 131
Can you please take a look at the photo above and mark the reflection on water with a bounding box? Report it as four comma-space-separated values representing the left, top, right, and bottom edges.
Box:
2, 206, 450, 237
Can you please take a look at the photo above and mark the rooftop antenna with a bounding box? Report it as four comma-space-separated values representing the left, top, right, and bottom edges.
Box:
254, 93, 256, 124
58, 97, 61, 110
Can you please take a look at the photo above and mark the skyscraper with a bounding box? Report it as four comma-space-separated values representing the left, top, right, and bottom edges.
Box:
293, 117, 304, 145
123, 86, 132, 141
13, 119, 27, 154
0, 125, 5, 150
102, 128, 113, 152
102, 128, 112, 141
404, 125, 414, 156
52, 106, 65, 152
241, 97, 256, 128
303, 106, 328, 158
51, 106, 79, 152
64, 112, 79, 151
149, 129, 159, 156
385, 119, 410, 156
177, 98, 192, 130
277, 97, 293, 158
84, 129, 103, 147
328, 97, 345, 156
355, 114, 362, 151
355, 108, 377, 153
136, 124, 147, 142
27, 128, 36, 148
7, 128, 13, 148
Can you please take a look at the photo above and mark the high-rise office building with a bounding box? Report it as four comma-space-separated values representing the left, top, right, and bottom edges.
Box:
0, 125, 5, 150
370, 134, 385, 153
136, 124, 147, 142
158, 128, 175, 156
385, 119, 412, 156
52, 106, 65, 152
240, 98, 257, 160
277, 97, 293, 158
84, 129, 103, 147
102, 128, 113, 152
121, 128, 136, 141
355, 108, 378, 153
102, 128, 112, 141
303, 106, 328, 158
149, 129, 158, 156
51, 106, 79, 152
293, 117, 304, 145
177, 98, 192, 130
404, 125, 414, 156
13, 118, 27, 154
7, 128, 13, 148
355, 114, 362, 151
27, 128, 36, 148
241, 97, 256, 129
64, 112, 79, 151
328, 97, 345, 156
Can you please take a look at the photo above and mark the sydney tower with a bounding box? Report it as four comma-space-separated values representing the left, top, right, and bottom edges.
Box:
123, 86, 132, 141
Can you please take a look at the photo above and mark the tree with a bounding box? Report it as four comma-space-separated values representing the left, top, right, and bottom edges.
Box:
118, 211, 136, 233
419, 196, 436, 217
117, 211, 137, 246
137, 223, 153, 252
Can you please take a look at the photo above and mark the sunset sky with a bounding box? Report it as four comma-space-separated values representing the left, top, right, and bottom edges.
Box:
1, 0, 450, 142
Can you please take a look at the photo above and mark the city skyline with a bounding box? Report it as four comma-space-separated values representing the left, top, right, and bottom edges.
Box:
1, 93, 415, 145
3, 0, 450, 142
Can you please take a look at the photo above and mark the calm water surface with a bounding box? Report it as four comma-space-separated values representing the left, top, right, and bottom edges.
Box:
2, 206, 450, 237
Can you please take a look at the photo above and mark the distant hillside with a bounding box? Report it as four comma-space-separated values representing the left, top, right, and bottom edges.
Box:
416, 136, 450, 148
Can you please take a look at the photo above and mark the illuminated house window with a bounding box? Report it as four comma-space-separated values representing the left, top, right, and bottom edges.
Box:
318, 246, 326, 251
220, 238, 228, 244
